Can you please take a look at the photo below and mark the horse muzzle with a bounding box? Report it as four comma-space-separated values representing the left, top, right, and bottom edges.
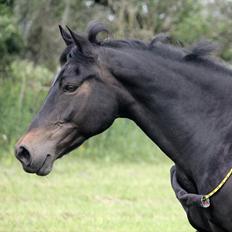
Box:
15, 127, 57, 176
15, 144, 55, 176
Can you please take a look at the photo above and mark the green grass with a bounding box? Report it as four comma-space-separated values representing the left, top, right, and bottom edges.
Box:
0, 155, 194, 232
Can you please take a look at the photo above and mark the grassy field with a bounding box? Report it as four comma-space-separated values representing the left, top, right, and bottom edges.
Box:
0, 154, 194, 232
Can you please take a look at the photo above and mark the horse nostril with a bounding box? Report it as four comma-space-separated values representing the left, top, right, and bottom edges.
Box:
16, 146, 31, 166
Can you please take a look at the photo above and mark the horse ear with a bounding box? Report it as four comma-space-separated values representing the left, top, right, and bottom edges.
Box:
66, 26, 92, 55
59, 25, 72, 46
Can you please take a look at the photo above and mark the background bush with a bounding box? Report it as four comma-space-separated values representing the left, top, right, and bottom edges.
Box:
0, 60, 51, 153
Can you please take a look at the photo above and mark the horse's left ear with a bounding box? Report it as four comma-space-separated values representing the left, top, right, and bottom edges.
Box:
66, 26, 93, 56
59, 25, 72, 46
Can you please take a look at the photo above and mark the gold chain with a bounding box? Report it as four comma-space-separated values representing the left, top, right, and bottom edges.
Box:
203, 167, 232, 200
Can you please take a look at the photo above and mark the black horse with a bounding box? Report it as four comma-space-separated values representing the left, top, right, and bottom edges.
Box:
15, 22, 232, 231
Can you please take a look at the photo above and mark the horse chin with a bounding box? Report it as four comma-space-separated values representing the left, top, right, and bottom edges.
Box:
22, 154, 54, 176
35, 154, 54, 176
36, 166, 52, 176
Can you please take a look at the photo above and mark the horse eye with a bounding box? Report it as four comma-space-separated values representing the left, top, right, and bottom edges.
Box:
63, 84, 78, 93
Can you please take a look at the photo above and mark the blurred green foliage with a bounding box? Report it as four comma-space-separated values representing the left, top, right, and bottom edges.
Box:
0, 0, 232, 161
0, 1, 24, 73
0, 60, 51, 152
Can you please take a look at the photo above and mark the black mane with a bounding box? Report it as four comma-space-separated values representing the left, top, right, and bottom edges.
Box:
87, 21, 218, 62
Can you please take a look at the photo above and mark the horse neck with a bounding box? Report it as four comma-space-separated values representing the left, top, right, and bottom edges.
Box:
103, 47, 232, 192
